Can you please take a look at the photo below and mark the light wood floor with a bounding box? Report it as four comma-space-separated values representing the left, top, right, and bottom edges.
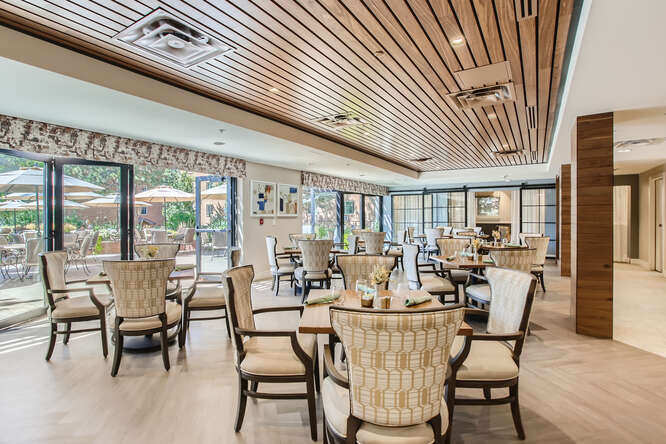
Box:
1, 264, 665, 443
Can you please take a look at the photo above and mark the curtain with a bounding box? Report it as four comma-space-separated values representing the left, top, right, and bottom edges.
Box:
301, 171, 388, 196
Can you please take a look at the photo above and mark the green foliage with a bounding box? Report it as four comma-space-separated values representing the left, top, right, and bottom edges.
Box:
94, 235, 102, 255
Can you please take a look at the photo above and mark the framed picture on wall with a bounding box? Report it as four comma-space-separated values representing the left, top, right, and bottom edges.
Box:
250, 180, 276, 217
278, 183, 299, 217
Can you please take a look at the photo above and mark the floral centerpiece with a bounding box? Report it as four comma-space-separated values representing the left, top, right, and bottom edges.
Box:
471, 238, 481, 251
491, 230, 501, 245
142, 245, 160, 258
370, 265, 391, 287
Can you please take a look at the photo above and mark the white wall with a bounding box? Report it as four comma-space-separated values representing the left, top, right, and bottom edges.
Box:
237, 162, 302, 280
638, 162, 666, 266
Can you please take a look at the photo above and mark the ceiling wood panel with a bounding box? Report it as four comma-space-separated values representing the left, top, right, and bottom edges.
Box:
0, 0, 580, 172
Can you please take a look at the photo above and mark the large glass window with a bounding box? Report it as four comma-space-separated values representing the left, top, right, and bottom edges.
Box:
521, 188, 557, 256
302, 187, 339, 241
391, 194, 423, 237
364, 195, 381, 231
426, 191, 466, 228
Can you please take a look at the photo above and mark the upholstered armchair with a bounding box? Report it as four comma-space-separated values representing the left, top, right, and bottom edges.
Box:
359, 231, 386, 255
436, 237, 471, 287
40, 251, 113, 361
265, 236, 295, 296
386, 230, 406, 269
224, 265, 319, 441
525, 236, 550, 291
289, 232, 315, 248
323, 305, 464, 444
179, 267, 229, 347
331, 235, 359, 279
294, 239, 333, 302
424, 227, 444, 260
465, 249, 534, 308
336, 254, 396, 290
134, 243, 182, 300
440, 226, 453, 236
519, 232, 543, 245
403, 243, 458, 303
104, 259, 182, 376
448, 267, 537, 440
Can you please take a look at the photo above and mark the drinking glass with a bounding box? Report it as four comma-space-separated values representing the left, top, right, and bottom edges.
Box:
355, 279, 368, 295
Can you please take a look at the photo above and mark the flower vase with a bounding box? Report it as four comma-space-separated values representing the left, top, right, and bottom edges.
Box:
473, 247, 479, 262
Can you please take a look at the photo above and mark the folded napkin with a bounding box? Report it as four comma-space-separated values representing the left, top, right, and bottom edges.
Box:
483, 257, 495, 264
404, 294, 432, 307
460, 251, 474, 257
505, 243, 521, 247
356, 284, 376, 294
446, 256, 456, 261
174, 264, 195, 271
305, 293, 340, 305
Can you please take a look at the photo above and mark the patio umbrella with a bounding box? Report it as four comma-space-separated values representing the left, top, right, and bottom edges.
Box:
135, 186, 194, 228
0, 200, 30, 232
201, 183, 227, 200
84, 194, 151, 208
65, 191, 105, 201
22, 199, 90, 209
0, 167, 104, 231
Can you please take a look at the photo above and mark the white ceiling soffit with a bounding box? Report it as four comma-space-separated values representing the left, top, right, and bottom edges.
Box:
613, 107, 666, 175
549, 0, 666, 174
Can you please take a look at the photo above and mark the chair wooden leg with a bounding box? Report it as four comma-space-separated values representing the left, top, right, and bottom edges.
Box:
540, 272, 546, 292
63, 322, 72, 344
111, 322, 123, 377
509, 384, 525, 439
445, 379, 456, 444
274, 275, 280, 296
45, 322, 57, 361
234, 374, 248, 432
178, 307, 187, 348
483, 387, 491, 400
270, 274, 275, 291
306, 370, 318, 441
428, 414, 443, 444
100, 315, 108, 358
314, 348, 321, 394
322, 410, 329, 444
159, 315, 170, 372
223, 309, 231, 338
250, 381, 258, 392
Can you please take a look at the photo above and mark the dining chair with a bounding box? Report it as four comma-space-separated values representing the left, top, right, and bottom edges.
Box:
407, 226, 415, 242
289, 232, 315, 248
295, 239, 333, 302
403, 243, 458, 303
151, 230, 168, 244
465, 249, 534, 308
134, 243, 182, 300
424, 227, 443, 260
19, 237, 42, 280
359, 231, 386, 255
266, 236, 295, 296
436, 237, 472, 289
21, 230, 38, 242
386, 230, 406, 269
104, 259, 183, 377
211, 231, 227, 258
336, 254, 396, 290
323, 304, 464, 444
178, 228, 195, 251
67, 234, 92, 273
40, 251, 113, 361
448, 267, 537, 440
88, 231, 100, 256
519, 232, 543, 246
331, 235, 359, 280
440, 226, 453, 236
525, 236, 550, 291
229, 247, 242, 268
224, 265, 319, 441
180, 266, 229, 346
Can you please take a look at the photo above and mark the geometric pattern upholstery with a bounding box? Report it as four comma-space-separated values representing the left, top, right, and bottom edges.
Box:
103, 259, 174, 318
485, 267, 534, 335
360, 232, 386, 255
289, 233, 315, 248
489, 249, 534, 273
436, 238, 470, 258
134, 243, 180, 259
223, 265, 256, 354
330, 306, 464, 427
336, 254, 396, 290
299, 239, 333, 273
424, 228, 443, 250
525, 236, 550, 266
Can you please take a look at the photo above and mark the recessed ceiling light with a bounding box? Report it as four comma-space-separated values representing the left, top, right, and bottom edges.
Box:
269, 87, 280, 93
450, 37, 465, 47
488, 113, 497, 119
410, 157, 433, 162
374, 50, 385, 56
617, 148, 632, 153
219, 129, 225, 134
359, 174, 366, 177
213, 141, 225, 146
503, 174, 511, 182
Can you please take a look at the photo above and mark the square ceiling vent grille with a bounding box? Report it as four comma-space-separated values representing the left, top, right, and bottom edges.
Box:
115, 9, 234, 68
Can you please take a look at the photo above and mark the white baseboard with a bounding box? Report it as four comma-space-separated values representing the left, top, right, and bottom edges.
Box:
630, 259, 649, 268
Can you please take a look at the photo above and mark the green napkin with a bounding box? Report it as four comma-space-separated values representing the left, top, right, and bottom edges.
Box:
305, 293, 340, 305
505, 243, 521, 247
404, 294, 432, 307
446, 256, 456, 261
483, 257, 494, 264
174, 264, 195, 271
460, 251, 474, 257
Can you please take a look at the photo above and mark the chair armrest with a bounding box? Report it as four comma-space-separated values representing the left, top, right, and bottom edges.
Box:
323, 344, 349, 389
470, 331, 524, 342
65, 278, 89, 285
50, 287, 106, 310
417, 263, 436, 270
235, 327, 311, 365
252, 305, 304, 316
464, 308, 489, 320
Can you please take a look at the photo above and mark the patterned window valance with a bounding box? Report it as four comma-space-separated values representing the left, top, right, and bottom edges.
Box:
0, 114, 246, 178
301, 171, 388, 196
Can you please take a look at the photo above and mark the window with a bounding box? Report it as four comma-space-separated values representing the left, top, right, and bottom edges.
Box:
521, 188, 557, 256
140, 207, 147, 215
302, 187, 340, 242
364, 195, 381, 231
206, 204, 214, 217
425, 191, 466, 228
392, 194, 423, 238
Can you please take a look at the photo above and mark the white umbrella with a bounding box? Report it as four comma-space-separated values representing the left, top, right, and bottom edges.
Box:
84, 194, 151, 208
65, 191, 105, 201
0, 200, 30, 232
201, 183, 227, 200
135, 186, 194, 227
22, 200, 89, 209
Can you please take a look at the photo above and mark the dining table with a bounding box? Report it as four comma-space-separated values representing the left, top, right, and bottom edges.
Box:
430, 254, 496, 270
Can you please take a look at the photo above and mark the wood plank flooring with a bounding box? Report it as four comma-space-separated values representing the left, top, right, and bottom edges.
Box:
1, 264, 665, 443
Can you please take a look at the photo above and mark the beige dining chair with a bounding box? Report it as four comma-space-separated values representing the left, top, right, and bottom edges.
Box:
19, 237, 42, 280
359, 231, 386, 255
436, 237, 471, 291
403, 243, 458, 303
40, 251, 113, 361
424, 227, 444, 260
336, 254, 396, 290
448, 267, 537, 440
323, 304, 464, 444
386, 230, 406, 269
104, 259, 182, 377
265, 236, 295, 296
294, 239, 333, 302
134, 243, 182, 300
526, 236, 550, 291
224, 265, 318, 441
180, 266, 229, 347
289, 232, 315, 248
465, 249, 534, 307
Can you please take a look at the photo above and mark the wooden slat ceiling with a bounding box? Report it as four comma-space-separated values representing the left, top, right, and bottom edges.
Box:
0, 0, 578, 172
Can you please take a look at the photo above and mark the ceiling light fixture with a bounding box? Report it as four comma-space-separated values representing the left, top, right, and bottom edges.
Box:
503, 174, 511, 182
269, 87, 280, 93
374, 50, 385, 56
450, 36, 465, 47
488, 113, 497, 119
410, 157, 433, 162
213, 141, 225, 146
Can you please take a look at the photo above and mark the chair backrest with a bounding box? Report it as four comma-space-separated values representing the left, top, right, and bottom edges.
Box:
489, 249, 534, 273
401, 243, 421, 289
22, 230, 38, 242
440, 226, 453, 236
88, 231, 99, 255
183, 228, 195, 243
39, 251, 68, 310
525, 236, 550, 265
330, 305, 464, 427
79, 235, 92, 256
424, 228, 443, 247
406, 226, 415, 241
347, 234, 359, 254
0, 234, 8, 246
151, 230, 168, 244
230, 247, 242, 267
134, 243, 180, 259
223, 265, 256, 358
395, 229, 407, 244
351, 229, 364, 236
289, 233, 315, 247
485, 267, 536, 356
265, 236, 278, 268
519, 232, 543, 245
25, 238, 42, 266
360, 231, 386, 255
436, 238, 470, 257
336, 254, 396, 290
104, 259, 174, 318
473, 226, 482, 234
299, 239, 333, 272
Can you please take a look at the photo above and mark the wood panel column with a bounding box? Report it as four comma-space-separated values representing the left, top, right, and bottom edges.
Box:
571, 113, 613, 338
560, 164, 571, 276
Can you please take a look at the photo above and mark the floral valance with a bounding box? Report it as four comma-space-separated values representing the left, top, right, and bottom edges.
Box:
301, 171, 388, 196
0, 114, 246, 178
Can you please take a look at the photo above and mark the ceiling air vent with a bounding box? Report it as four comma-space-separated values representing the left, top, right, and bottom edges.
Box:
492, 148, 524, 157
515, 0, 538, 21
115, 9, 234, 67
448, 83, 516, 110
526, 106, 537, 129
614, 137, 666, 150
314, 112, 368, 130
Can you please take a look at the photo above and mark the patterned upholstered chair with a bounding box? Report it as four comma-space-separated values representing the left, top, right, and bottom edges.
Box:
331, 235, 359, 279
386, 229, 406, 269
104, 259, 182, 377
359, 231, 386, 255
439, 226, 453, 236
526, 236, 550, 291
40, 251, 113, 361
403, 243, 457, 303
407, 226, 415, 242
424, 227, 444, 260
323, 304, 464, 444
294, 239, 333, 301
465, 249, 534, 307
180, 266, 230, 347
519, 232, 543, 246
336, 254, 396, 290
289, 232, 315, 248
266, 236, 295, 296
134, 243, 182, 300
448, 267, 537, 440
224, 265, 319, 440
436, 238, 471, 288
